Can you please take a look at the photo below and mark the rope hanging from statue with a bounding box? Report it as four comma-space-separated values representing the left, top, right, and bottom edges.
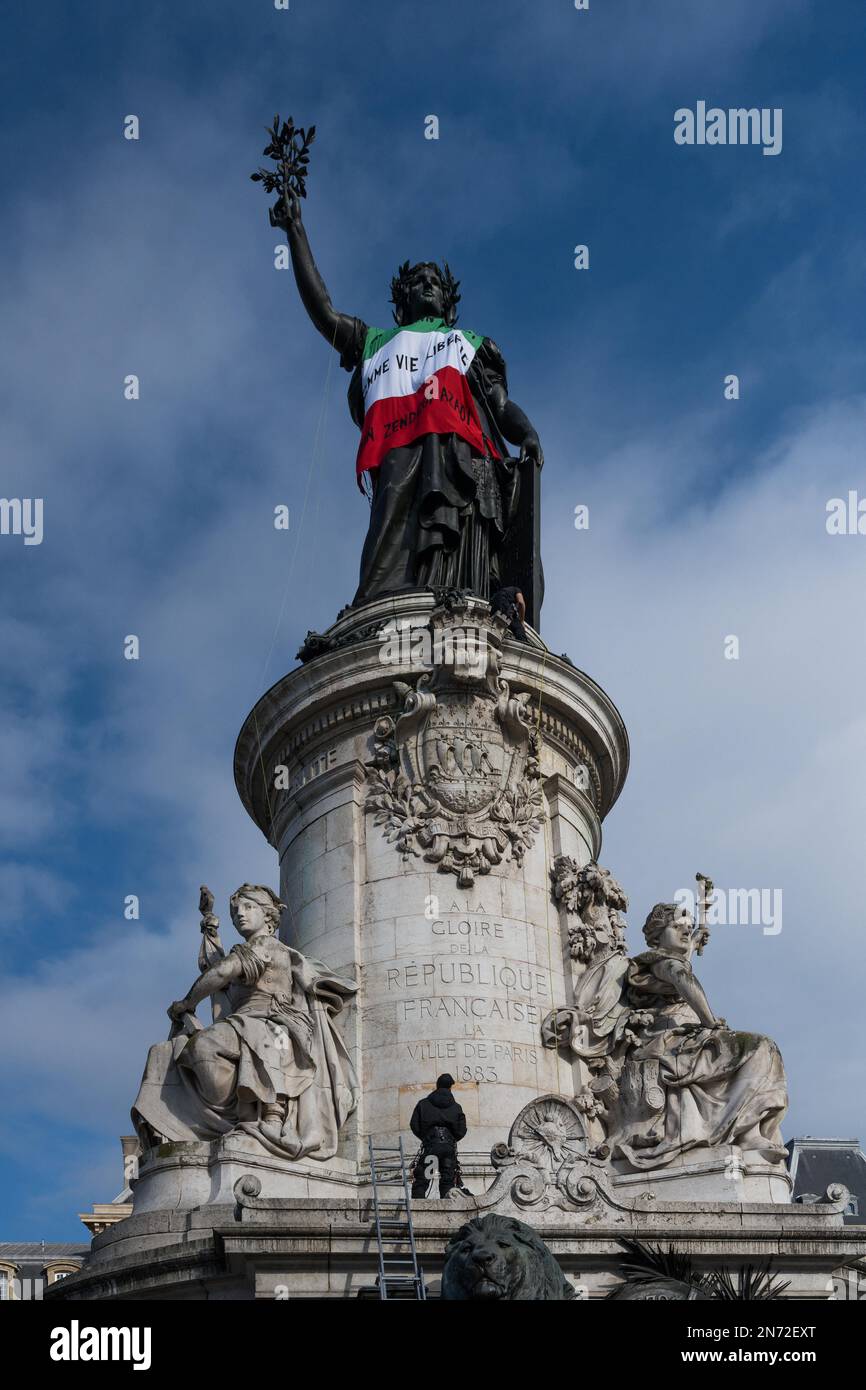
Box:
251, 316, 340, 880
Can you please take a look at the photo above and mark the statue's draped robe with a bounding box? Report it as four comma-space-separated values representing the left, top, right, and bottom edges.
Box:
132, 938, 359, 1160
543, 948, 787, 1169
341, 319, 520, 605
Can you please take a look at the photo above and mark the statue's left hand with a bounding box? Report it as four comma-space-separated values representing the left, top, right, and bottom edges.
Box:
519, 432, 544, 470
167, 999, 192, 1023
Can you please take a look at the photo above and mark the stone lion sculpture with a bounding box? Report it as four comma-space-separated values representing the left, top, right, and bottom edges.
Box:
441, 1214, 575, 1301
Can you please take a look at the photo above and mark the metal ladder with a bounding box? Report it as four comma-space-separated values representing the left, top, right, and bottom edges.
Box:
368, 1136, 427, 1300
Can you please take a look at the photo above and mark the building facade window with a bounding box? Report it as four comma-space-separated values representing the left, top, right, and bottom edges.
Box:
43, 1263, 79, 1285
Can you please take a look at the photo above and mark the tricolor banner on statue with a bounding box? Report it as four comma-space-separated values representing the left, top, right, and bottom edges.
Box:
356, 317, 499, 480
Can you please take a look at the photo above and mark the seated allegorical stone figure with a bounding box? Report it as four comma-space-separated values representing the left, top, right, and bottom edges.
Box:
132, 884, 359, 1161
542, 900, 788, 1171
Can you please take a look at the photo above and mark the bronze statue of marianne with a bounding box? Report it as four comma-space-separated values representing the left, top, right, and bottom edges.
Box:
267, 171, 545, 627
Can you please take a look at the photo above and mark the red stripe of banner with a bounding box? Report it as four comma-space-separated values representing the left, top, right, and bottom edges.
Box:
355, 365, 498, 480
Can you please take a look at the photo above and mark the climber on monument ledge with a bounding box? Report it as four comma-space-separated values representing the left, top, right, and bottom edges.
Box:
409, 1074, 471, 1200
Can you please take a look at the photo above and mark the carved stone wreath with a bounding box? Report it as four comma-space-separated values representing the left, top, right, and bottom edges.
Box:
365, 602, 545, 886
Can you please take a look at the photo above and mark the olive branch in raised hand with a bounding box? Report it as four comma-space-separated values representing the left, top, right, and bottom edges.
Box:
250, 113, 316, 202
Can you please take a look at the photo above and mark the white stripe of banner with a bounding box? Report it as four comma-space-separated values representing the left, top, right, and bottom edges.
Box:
361, 328, 479, 409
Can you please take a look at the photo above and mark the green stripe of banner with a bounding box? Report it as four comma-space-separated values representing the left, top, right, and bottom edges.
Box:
362, 319, 483, 361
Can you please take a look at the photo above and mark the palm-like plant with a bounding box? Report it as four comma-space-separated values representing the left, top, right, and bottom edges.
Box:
607, 1240, 789, 1301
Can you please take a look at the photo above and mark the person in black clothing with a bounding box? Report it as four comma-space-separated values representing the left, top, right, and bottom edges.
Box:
490, 586, 529, 642
409, 1074, 468, 1198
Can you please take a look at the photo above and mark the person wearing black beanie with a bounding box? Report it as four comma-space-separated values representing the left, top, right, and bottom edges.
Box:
409, 1074, 469, 1198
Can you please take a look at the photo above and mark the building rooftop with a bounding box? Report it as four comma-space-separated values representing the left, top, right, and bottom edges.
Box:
787, 1137, 866, 1224
0, 1243, 88, 1260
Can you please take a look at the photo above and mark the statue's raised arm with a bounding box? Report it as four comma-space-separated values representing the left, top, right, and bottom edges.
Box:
271, 189, 358, 360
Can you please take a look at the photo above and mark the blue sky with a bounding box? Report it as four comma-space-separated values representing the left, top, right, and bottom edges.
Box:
1, 0, 866, 1239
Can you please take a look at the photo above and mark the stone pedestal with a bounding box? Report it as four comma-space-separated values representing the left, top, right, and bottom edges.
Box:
131, 1137, 357, 1214
62, 592, 824, 1303
233, 592, 629, 1176
610, 1145, 793, 1204
49, 1173, 865, 1302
